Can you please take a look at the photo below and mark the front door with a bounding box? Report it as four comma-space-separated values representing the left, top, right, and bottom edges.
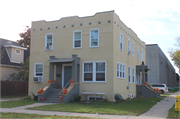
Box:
63, 65, 72, 88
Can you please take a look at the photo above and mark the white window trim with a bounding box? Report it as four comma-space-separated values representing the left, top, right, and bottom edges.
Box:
34, 63, 44, 82
132, 42, 134, 57
132, 68, 135, 84
45, 33, 53, 50
128, 66, 131, 83
117, 62, 125, 79
88, 96, 104, 101
89, 29, 99, 48
73, 30, 82, 49
137, 46, 139, 60
141, 50, 143, 61
82, 61, 106, 83
120, 33, 123, 51
15, 49, 21, 55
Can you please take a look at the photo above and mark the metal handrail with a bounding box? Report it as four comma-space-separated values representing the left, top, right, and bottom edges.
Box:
58, 80, 71, 95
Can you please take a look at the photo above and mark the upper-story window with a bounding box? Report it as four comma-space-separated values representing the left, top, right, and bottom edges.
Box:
120, 33, 123, 51
15, 49, 21, 55
90, 29, 99, 47
45, 33, 53, 50
73, 31, 82, 48
137, 46, 139, 59
141, 50, 143, 61
82, 61, 106, 82
132, 42, 134, 57
128, 39, 131, 54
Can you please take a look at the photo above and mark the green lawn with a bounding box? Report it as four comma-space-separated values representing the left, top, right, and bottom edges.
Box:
27, 98, 163, 116
169, 88, 179, 93
160, 94, 170, 98
1, 99, 37, 108
0, 112, 103, 119
167, 104, 180, 118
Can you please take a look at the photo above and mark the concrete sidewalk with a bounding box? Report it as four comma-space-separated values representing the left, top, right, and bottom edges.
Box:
0, 91, 179, 119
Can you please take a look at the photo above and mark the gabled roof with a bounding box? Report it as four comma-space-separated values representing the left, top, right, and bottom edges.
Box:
0, 38, 30, 66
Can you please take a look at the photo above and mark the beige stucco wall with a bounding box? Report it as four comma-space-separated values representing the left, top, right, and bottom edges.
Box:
112, 13, 146, 99
0, 66, 19, 81
29, 11, 146, 101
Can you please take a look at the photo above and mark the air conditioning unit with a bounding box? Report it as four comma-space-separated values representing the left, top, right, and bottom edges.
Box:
46, 46, 52, 50
128, 94, 134, 99
128, 50, 131, 55
33, 76, 42, 82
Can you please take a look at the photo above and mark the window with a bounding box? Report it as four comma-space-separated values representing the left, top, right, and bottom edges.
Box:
83, 61, 106, 82
15, 49, 21, 55
128, 39, 131, 54
88, 96, 104, 101
132, 43, 134, 57
73, 31, 82, 48
141, 50, 143, 61
137, 47, 139, 59
117, 62, 125, 79
128, 67, 131, 83
120, 33, 123, 51
132, 68, 135, 83
34, 63, 44, 77
45, 33, 53, 50
90, 29, 99, 47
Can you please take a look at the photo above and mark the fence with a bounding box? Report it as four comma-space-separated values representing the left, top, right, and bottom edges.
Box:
1, 81, 28, 97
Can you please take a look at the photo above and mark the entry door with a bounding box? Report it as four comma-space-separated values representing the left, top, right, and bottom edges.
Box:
63, 66, 72, 88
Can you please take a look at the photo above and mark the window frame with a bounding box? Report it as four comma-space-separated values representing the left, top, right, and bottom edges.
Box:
128, 66, 131, 83
82, 61, 106, 83
132, 68, 135, 84
117, 62, 125, 79
89, 29, 99, 48
88, 96, 104, 101
45, 33, 53, 50
120, 33, 123, 51
34, 63, 44, 82
73, 30, 82, 49
15, 49, 21, 55
137, 46, 139, 59
132, 42, 134, 57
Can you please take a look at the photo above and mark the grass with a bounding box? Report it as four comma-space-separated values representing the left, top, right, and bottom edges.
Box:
160, 94, 170, 98
167, 104, 180, 118
1, 98, 37, 108
27, 98, 163, 116
0, 112, 103, 119
169, 88, 179, 93
1, 95, 27, 98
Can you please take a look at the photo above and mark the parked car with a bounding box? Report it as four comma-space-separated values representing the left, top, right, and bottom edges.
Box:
150, 83, 168, 94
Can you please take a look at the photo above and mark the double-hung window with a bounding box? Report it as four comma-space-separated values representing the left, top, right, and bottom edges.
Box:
132, 43, 134, 57
73, 31, 82, 48
117, 62, 125, 79
141, 50, 143, 61
90, 29, 99, 47
137, 47, 139, 59
120, 33, 123, 51
83, 61, 106, 82
34, 63, 44, 81
128, 39, 131, 54
132, 68, 135, 83
45, 33, 53, 50
128, 66, 131, 83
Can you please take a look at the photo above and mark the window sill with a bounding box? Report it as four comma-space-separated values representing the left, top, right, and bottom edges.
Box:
117, 77, 125, 79
82, 81, 106, 83
89, 46, 99, 48
73, 47, 82, 49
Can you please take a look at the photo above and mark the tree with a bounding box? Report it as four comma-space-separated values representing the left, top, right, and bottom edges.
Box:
17, 26, 31, 51
9, 57, 29, 81
169, 37, 180, 70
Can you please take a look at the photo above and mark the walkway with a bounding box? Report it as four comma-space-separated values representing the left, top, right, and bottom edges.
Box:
1, 91, 179, 119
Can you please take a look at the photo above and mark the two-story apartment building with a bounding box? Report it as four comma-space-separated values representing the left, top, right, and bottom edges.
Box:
29, 11, 146, 101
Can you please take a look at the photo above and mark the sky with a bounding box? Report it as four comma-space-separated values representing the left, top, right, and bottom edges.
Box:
0, 0, 179, 72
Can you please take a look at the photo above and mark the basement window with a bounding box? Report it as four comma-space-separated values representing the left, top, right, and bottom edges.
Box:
88, 96, 104, 101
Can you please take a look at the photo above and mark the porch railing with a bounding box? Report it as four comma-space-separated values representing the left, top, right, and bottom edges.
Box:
58, 80, 71, 95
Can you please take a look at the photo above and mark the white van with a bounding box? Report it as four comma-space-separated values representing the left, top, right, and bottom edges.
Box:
150, 84, 168, 94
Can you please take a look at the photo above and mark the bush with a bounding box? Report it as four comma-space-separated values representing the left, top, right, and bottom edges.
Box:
114, 94, 123, 102
74, 94, 81, 102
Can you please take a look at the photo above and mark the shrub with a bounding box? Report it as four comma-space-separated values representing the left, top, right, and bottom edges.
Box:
74, 94, 81, 102
114, 94, 123, 102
